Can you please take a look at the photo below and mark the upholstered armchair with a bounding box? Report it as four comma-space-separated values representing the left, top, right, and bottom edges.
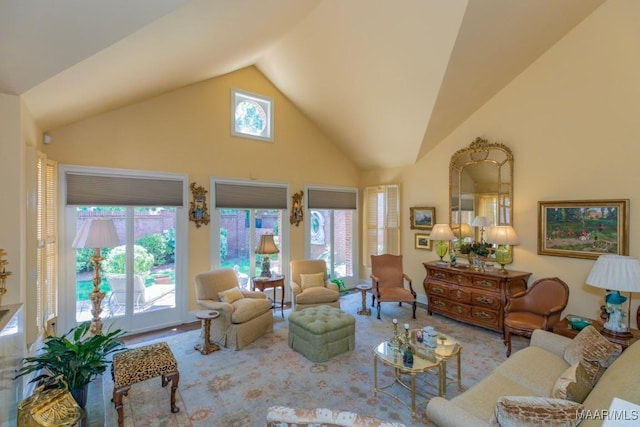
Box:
194, 268, 273, 350
370, 254, 416, 319
289, 260, 341, 311
503, 277, 569, 356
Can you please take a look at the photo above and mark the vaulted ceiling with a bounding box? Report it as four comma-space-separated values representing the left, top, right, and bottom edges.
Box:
0, 0, 605, 170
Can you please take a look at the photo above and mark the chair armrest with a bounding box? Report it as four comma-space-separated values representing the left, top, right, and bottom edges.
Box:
290, 281, 302, 296
544, 305, 565, 316
402, 273, 412, 283
370, 274, 380, 295
241, 290, 267, 299
196, 299, 234, 314
325, 281, 339, 292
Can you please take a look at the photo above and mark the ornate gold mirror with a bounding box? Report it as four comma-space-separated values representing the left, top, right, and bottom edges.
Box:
449, 137, 514, 262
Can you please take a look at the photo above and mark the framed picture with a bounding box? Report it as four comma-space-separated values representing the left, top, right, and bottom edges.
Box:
415, 233, 432, 250
410, 207, 435, 230
538, 199, 629, 259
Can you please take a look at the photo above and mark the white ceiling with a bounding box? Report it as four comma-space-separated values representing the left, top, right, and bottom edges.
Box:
0, 0, 605, 170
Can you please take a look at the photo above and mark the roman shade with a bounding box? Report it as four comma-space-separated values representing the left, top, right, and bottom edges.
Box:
307, 188, 357, 210
66, 173, 184, 206
214, 182, 287, 209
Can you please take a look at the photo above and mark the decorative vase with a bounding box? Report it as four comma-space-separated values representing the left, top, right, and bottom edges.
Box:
70, 385, 88, 408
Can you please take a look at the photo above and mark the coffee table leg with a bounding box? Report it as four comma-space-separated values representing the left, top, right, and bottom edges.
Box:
410, 373, 416, 421
456, 349, 462, 391
373, 357, 378, 396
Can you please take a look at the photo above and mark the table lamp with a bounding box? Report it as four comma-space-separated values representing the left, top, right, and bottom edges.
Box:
255, 234, 279, 277
72, 218, 120, 335
471, 216, 492, 243
485, 225, 519, 273
430, 224, 455, 266
585, 255, 640, 337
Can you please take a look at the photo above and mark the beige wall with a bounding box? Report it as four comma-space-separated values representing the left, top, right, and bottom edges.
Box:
363, 0, 640, 327
44, 66, 360, 312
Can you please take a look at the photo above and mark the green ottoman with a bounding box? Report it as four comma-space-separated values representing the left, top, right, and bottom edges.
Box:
288, 306, 355, 362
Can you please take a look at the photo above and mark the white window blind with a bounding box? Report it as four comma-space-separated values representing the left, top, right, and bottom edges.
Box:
363, 184, 400, 267
307, 188, 357, 210
214, 182, 287, 209
66, 173, 184, 206
36, 153, 58, 334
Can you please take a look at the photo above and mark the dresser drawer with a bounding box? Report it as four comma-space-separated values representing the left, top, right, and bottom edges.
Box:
471, 291, 500, 309
471, 276, 499, 291
448, 286, 471, 303
427, 282, 449, 296
471, 307, 499, 326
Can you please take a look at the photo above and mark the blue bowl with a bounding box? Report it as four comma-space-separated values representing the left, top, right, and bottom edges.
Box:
567, 316, 592, 331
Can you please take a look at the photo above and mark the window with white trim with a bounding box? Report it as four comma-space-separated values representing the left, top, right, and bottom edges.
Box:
231, 89, 274, 142
363, 185, 400, 267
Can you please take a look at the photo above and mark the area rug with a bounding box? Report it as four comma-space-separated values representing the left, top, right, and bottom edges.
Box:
103, 292, 528, 426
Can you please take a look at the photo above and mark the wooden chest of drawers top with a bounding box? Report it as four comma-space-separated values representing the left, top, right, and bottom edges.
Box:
423, 261, 531, 292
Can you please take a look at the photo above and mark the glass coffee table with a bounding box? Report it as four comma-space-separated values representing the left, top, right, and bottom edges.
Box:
372, 330, 462, 421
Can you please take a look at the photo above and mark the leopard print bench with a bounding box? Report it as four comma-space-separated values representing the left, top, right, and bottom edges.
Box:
111, 342, 180, 426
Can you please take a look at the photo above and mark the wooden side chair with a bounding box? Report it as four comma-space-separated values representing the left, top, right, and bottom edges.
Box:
503, 277, 569, 356
370, 254, 416, 320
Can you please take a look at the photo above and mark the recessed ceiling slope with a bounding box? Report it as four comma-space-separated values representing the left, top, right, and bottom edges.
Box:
20, 0, 321, 131
258, 0, 468, 171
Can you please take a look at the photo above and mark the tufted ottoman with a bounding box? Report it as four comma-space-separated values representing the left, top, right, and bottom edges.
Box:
111, 342, 179, 426
288, 306, 355, 362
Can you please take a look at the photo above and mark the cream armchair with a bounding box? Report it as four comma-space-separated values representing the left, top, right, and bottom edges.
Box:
194, 268, 273, 350
290, 260, 341, 311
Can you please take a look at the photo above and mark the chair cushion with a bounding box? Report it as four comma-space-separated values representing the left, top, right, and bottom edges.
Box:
563, 325, 622, 385
231, 297, 273, 323
504, 312, 546, 330
377, 287, 415, 303
296, 286, 340, 304
300, 272, 325, 290
218, 287, 244, 303
551, 361, 593, 403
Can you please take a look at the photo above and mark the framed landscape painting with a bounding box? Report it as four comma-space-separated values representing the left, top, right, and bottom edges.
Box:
410, 207, 435, 230
415, 233, 432, 250
538, 199, 629, 259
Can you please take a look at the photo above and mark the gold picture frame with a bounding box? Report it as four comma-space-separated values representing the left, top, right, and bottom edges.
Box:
415, 233, 432, 250
410, 207, 435, 230
189, 182, 210, 228
538, 199, 629, 259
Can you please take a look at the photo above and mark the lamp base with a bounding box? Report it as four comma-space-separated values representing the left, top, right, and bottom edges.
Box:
601, 327, 633, 339
260, 256, 272, 277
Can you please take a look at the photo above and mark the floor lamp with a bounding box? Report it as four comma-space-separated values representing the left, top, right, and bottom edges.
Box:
72, 218, 120, 335
585, 255, 640, 337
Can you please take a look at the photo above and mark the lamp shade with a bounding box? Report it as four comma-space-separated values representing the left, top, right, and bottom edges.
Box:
255, 234, 279, 255
485, 226, 520, 245
471, 216, 492, 228
72, 218, 120, 249
453, 223, 473, 239
430, 224, 455, 241
585, 255, 640, 293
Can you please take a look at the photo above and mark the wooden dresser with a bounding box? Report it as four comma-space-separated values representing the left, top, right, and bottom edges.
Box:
423, 262, 531, 333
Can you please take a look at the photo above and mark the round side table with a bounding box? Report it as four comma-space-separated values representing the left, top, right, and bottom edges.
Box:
195, 310, 221, 355
356, 284, 372, 316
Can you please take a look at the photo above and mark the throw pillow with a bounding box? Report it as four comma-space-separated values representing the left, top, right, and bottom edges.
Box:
300, 272, 325, 290
563, 325, 622, 385
551, 361, 593, 403
494, 396, 584, 427
218, 287, 244, 304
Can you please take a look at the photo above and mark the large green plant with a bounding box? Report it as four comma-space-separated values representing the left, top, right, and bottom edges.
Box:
103, 245, 154, 275
15, 322, 126, 391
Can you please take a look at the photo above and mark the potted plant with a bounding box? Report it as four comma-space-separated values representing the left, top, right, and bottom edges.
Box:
15, 321, 126, 408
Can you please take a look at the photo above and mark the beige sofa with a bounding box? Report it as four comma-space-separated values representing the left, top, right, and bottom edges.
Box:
426, 328, 640, 426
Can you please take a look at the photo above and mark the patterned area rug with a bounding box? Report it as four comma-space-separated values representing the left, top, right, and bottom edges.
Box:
103, 292, 528, 426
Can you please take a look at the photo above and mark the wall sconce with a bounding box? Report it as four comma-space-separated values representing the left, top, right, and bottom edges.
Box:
290, 190, 304, 226
189, 182, 210, 228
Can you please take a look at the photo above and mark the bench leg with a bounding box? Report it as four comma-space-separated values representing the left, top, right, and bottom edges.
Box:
112, 385, 131, 427
162, 371, 180, 414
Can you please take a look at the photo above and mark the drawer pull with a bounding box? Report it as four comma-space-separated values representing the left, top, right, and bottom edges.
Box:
475, 311, 493, 319
434, 300, 446, 307
433, 286, 445, 294
476, 280, 494, 288
434, 272, 447, 280
456, 275, 463, 284
455, 289, 462, 299
456, 306, 463, 314
476, 296, 493, 305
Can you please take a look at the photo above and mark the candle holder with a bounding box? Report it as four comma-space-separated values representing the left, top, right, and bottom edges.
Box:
0, 249, 11, 306
389, 319, 401, 349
